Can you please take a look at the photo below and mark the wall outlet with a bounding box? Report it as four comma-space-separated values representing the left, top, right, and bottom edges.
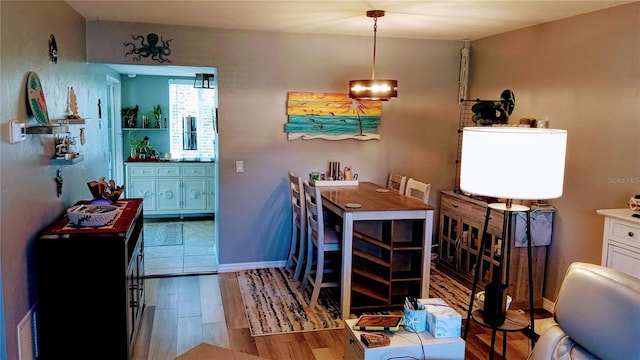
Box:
236, 160, 244, 173
17, 305, 37, 360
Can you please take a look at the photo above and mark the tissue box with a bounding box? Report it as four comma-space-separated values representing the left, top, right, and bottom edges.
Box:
419, 298, 462, 338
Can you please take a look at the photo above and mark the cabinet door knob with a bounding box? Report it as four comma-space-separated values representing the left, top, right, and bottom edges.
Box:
349, 338, 355, 345
629, 232, 635, 237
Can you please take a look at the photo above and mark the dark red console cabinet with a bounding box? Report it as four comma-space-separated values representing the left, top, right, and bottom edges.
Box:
36, 199, 145, 359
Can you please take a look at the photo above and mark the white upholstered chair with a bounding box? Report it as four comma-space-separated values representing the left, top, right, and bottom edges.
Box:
301, 181, 341, 308
529, 262, 640, 360
285, 172, 306, 281
404, 178, 431, 204
387, 172, 407, 194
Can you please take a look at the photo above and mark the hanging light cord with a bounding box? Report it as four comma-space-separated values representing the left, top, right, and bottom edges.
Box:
371, 15, 378, 80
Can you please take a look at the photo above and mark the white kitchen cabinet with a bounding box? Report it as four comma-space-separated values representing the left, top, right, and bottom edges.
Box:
125, 162, 215, 217
597, 208, 640, 278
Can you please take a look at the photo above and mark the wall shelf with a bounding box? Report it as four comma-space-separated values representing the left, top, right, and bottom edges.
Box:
24, 125, 69, 134
49, 155, 84, 165
123, 128, 167, 131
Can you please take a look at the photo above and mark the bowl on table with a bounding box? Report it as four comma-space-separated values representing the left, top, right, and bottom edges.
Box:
475, 291, 512, 311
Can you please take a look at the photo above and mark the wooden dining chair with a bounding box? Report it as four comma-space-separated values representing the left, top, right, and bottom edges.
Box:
301, 181, 341, 308
405, 178, 431, 204
285, 172, 306, 281
404, 177, 438, 260
387, 171, 407, 194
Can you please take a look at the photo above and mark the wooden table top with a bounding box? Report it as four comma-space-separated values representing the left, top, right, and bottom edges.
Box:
39, 198, 143, 236
318, 181, 434, 212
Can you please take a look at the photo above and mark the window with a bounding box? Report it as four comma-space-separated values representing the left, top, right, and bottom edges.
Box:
168, 79, 216, 160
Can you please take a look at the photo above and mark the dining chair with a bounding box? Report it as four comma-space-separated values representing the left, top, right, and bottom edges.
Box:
404, 178, 438, 261
386, 171, 407, 194
285, 172, 307, 281
301, 181, 341, 308
404, 178, 431, 204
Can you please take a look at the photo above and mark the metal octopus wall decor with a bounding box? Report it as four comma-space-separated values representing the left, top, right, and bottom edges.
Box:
124, 33, 172, 63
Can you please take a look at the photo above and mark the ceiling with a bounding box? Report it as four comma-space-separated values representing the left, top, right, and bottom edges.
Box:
68, 0, 634, 76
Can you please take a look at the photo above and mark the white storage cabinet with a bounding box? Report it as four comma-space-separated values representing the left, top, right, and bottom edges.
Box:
597, 208, 640, 278
126, 162, 215, 217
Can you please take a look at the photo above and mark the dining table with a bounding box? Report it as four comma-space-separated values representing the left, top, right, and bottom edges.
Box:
317, 181, 435, 319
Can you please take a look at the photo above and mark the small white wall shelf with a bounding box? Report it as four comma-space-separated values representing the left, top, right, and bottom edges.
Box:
49, 155, 84, 165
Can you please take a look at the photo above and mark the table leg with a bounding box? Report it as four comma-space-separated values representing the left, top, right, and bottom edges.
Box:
421, 210, 434, 297
341, 212, 354, 319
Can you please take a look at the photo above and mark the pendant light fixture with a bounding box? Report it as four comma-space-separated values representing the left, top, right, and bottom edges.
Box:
349, 10, 398, 101
194, 73, 215, 89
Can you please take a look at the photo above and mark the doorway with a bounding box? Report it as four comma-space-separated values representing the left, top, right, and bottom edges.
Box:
104, 64, 219, 277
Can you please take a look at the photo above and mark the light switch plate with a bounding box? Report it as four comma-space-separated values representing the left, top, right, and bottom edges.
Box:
236, 160, 244, 173
9, 120, 26, 143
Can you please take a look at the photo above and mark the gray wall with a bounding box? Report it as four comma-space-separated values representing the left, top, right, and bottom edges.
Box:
84, 21, 463, 266
0, 2, 117, 358
468, 2, 640, 298
1, 1, 637, 359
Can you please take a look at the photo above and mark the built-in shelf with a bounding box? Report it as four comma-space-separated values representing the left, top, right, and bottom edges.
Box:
123, 128, 167, 131
65, 117, 86, 124
49, 155, 84, 165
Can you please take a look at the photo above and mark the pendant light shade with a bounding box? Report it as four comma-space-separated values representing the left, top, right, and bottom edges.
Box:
194, 73, 215, 89
349, 10, 398, 101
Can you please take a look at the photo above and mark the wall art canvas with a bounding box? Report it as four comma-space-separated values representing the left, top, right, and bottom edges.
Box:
285, 92, 382, 140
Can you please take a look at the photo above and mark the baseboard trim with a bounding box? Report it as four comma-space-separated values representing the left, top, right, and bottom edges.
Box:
218, 260, 286, 273
542, 296, 555, 313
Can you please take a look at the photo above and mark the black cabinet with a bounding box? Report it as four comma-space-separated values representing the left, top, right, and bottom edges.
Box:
36, 199, 144, 359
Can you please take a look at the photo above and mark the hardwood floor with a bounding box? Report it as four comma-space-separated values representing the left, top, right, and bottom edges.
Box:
132, 272, 551, 360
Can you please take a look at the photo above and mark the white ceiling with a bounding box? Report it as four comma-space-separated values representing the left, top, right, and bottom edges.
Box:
68, 0, 634, 76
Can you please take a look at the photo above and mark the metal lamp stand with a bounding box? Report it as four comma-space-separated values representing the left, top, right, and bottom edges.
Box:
463, 200, 535, 360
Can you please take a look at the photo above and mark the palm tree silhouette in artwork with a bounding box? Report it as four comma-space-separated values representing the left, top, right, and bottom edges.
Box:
347, 99, 370, 136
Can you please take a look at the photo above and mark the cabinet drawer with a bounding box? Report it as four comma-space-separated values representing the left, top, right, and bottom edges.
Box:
156, 166, 180, 177
182, 166, 207, 177
129, 166, 155, 177
609, 219, 640, 249
441, 194, 472, 214
344, 327, 365, 360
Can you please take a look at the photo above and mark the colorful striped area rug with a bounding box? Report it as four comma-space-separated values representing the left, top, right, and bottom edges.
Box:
429, 266, 479, 319
236, 266, 475, 336
236, 267, 343, 336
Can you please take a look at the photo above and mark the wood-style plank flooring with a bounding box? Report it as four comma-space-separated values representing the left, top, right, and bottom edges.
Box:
132, 272, 551, 360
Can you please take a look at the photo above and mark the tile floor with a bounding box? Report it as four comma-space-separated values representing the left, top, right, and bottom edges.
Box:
143, 218, 218, 276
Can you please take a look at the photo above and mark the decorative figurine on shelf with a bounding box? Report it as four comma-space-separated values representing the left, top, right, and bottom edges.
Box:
122, 105, 139, 128
153, 104, 162, 128
54, 133, 76, 158
66, 87, 82, 120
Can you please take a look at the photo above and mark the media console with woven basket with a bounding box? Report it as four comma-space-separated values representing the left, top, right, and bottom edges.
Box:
36, 199, 144, 359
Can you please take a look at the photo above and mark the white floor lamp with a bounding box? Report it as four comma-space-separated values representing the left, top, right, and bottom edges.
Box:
459, 127, 567, 359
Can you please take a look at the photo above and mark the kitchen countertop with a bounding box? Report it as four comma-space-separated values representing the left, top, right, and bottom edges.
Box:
125, 158, 215, 163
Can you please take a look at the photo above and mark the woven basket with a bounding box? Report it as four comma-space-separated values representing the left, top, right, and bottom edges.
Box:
67, 204, 119, 227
